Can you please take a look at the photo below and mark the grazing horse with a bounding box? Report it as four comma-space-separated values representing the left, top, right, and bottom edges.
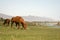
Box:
11, 16, 27, 29
3, 19, 10, 26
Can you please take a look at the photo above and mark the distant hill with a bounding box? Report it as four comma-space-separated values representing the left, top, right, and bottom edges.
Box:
0, 13, 55, 22
22, 16, 55, 22
0, 13, 12, 19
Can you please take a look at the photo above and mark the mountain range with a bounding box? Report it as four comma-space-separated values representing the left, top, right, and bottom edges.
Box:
0, 13, 12, 19
0, 13, 55, 22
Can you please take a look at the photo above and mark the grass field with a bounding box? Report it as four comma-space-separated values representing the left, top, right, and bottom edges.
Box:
0, 23, 60, 40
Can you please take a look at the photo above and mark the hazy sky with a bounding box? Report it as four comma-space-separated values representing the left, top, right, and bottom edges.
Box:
0, 0, 60, 20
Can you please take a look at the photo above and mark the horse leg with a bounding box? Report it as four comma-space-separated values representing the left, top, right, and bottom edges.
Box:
7, 22, 10, 26
17, 23, 20, 29
15, 22, 18, 27
3, 21, 6, 26
11, 21, 14, 28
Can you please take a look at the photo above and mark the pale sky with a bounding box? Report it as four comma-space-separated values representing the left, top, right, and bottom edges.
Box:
0, 0, 60, 20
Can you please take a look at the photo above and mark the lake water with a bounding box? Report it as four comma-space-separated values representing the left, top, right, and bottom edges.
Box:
40, 23, 60, 28
46, 23, 60, 28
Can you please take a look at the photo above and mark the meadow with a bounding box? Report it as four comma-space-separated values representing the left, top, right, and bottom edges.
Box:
0, 21, 60, 40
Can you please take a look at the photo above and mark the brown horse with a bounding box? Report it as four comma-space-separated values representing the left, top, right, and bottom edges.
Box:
11, 16, 27, 29
3, 19, 10, 26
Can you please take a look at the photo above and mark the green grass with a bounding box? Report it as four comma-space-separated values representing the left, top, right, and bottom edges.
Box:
0, 25, 60, 40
